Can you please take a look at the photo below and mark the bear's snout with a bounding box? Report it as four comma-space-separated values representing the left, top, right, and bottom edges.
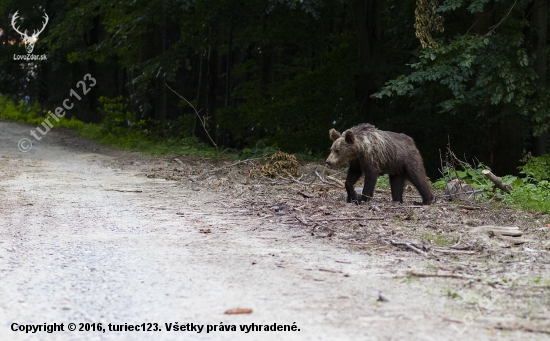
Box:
325, 156, 336, 166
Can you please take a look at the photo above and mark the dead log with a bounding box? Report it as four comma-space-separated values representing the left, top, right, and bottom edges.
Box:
482, 170, 512, 193
469, 225, 522, 237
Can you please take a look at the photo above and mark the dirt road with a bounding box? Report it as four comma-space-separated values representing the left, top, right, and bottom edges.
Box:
0, 120, 546, 340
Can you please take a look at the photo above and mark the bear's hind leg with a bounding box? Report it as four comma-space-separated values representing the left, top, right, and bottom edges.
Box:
405, 165, 434, 205
389, 175, 405, 203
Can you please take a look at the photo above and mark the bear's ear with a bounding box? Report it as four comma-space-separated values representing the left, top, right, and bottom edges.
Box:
329, 128, 341, 141
344, 130, 355, 144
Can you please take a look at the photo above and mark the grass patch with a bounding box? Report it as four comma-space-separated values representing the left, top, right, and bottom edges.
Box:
503, 183, 550, 214
376, 174, 390, 189
421, 232, 455, 247
445, 289, 462, 300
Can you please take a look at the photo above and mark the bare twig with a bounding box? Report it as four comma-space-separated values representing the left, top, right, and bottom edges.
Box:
165, 83, 218, 155
260, 175, 284, 185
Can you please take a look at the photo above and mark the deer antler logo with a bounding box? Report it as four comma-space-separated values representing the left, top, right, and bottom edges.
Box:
11, 10, 49, 54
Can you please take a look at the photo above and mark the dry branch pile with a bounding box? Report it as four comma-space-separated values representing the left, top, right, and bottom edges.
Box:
258, 151, 300, 178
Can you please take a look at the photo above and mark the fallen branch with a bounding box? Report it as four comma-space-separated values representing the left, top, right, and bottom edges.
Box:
295, 216, 309, 226
457, 205, 482, 210
432, 248, 476, 254
297, 191, 314, 198
193, 157, 264, 181
389, 240, 427, 256
406, 270, 475, 280
495, 235, 529, 245
315, 171, 340, 188
482, 170, 512, 193
326, 176, 344, 187
437, 190, 486, 199
279, 175, 316, 186
309, 217, 385, 222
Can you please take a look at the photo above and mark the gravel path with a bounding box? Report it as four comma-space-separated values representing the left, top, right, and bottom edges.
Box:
0, 120, 539, 340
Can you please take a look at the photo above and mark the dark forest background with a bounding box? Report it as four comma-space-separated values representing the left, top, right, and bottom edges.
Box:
0, 0, 548, 178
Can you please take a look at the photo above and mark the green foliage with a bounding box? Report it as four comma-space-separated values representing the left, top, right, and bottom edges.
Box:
432, 178, 447, 190
503, 155, 550, 213
239, 142, 279, 160
439, 154, 495, 191
376, 174, 390, 190
374, 0, 550, 136
434, 150, 550, 213
0, 96, 41, 123
98, 96, 148, 135
504, 180, 550, 213
0, 95, 84, 129
518, 154, 550, 182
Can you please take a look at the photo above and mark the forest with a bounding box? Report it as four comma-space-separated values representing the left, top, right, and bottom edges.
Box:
0, 0, 548, 178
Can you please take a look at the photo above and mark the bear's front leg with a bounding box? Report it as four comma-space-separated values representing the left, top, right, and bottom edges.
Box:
360, 167, 378, 202
345, 161, 362, 203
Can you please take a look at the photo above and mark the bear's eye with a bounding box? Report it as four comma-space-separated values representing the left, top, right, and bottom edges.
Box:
335, 149, 340, 153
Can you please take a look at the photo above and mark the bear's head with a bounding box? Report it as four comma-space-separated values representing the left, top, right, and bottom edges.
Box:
325, 128, 358, 166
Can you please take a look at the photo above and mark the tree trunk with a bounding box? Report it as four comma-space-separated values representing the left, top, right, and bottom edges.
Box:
206, 41, 219, 144
195, 49, 209, 142
531, 0, 548, 155
260, 13, 273, 98
471, 2, 523, 174
225, 17, 233, 109
155, 7, 167, 127
351, 0, 380, 122
489, 112, 523, 175
194, 25, 219, 145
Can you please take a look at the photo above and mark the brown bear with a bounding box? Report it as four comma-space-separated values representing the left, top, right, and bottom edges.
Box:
326, 123, 434, 205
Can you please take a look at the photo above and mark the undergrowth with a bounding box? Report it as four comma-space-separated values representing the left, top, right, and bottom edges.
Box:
434, 147, 550, 213
0, 95, 225, 159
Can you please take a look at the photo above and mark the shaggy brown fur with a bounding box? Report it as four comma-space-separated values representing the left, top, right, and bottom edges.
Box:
326, 123, 434, 205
